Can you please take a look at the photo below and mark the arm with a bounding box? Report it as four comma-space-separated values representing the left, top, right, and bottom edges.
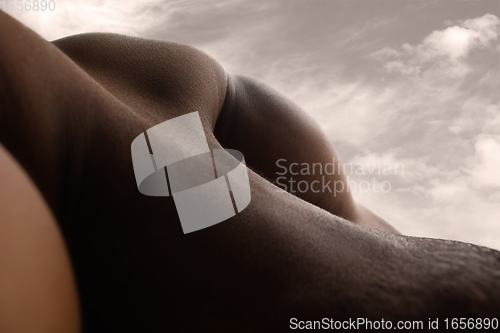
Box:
0, 11, 89, 220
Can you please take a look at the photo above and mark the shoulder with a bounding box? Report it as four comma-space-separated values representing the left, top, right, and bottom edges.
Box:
52, 33, 228, 129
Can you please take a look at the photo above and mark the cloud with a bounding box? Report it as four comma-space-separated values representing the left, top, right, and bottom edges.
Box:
9, 0, 243, 41
372, 13, 500, 78
349, 132, 500, 249
285, 80, 399, 147
356, 158, 500, 250
427, 179, 469, 204
467, 135, 500, 188
9, 0, 169, 40
351, 151, 445, 183
448, 100, 500, 135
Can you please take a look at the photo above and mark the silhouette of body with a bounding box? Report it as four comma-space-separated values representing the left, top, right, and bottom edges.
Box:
0, 12, 499, 333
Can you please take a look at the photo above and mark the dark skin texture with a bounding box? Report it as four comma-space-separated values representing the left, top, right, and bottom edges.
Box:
0, 12, 499, 332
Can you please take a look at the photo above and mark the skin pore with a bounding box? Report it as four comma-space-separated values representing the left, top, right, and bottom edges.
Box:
0, 11, 499, 332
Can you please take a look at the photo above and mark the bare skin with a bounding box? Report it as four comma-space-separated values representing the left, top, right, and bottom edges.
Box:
0, 144, 81, 333
0, 12, 499, 332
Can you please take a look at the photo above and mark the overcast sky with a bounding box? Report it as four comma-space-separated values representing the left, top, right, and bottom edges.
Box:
10, 0, 500, 249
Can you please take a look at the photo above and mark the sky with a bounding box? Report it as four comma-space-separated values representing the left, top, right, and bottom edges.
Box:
8, 0, 500, 249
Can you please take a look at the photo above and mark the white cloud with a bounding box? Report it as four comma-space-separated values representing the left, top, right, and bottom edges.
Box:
467, 135, 500, 188
351, 141, 500, 249
484, 105, 500, 133
489, 191, 500, 202
462, 13, 500, 44
424, 26, 478, 60
372, 13, 500, 78
427, 179, 469, 204
384, 60, 421, 75
350, 151, 443, 183
357, 170, 500, 250
9, 0, 168, 40
289, 80, 398, 147
447, 100, 500, 135
299, 12, 500, 249
8, 0, 234, 41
